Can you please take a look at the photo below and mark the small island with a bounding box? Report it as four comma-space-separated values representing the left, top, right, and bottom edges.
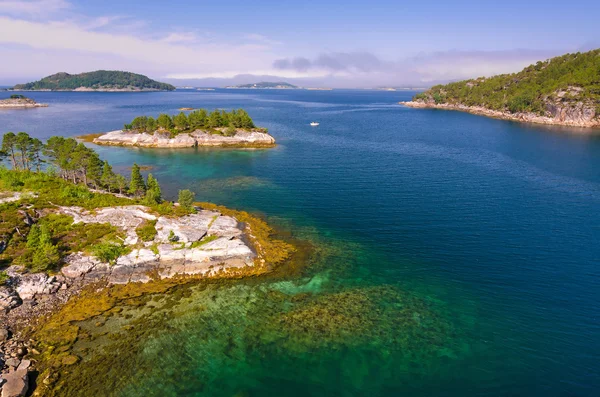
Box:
92, 108, 275, 148
226, 81, 298, 89
13, 70, 175, 92
0, 95, 48, 109
401, 49, 600, 128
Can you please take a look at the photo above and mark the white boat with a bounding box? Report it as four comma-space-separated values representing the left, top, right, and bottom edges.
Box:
310, 122, 319, 126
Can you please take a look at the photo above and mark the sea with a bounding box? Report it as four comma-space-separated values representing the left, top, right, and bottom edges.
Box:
1, 89, 599, 396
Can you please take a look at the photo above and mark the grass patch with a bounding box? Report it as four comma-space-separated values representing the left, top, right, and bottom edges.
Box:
135, 219, 157, 242
189, 234, 219, 248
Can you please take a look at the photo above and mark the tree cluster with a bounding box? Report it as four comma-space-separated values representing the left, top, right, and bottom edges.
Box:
414, 49, 600, 116
123, 109, 256, 135
13, 70, 175, 91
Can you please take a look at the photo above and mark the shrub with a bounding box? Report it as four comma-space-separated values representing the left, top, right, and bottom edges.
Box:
136, 219, 157, 242
0, 271, 9, 285
91, 241, 128, 265
168, 230, 179, 243
178, 189, 195, 209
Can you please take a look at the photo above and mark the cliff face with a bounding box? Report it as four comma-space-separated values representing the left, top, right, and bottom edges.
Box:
93, 129, 276, 148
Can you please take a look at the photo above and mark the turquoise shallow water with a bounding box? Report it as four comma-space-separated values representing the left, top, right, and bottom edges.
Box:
2, 89, 600, 396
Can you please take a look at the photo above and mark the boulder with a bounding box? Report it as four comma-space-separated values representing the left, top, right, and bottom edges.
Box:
0, 287, 21, 312
1, 369, 28, 397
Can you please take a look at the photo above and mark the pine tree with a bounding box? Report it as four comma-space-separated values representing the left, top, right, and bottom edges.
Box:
101, 160, 116, 191
1, 132, 18, 169
178, 189, 195, 209
144, 173, 162, 204
129, 163, 146, 196
157, 114, 173, 130
115, 174, 128, 195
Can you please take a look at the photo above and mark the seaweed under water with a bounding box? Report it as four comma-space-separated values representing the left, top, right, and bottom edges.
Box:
31, 223, 471, 397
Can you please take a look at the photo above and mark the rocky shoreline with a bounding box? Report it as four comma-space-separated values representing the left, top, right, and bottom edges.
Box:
0, 98, 48, 109
0, 199, 271, 396
400, 101, 600, 128
92, 129, 276, 148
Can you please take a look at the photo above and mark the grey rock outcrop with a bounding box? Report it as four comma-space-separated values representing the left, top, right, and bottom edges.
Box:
93, 128, 275, 148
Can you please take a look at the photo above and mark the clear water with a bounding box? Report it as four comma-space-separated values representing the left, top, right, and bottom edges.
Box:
1, 90, 600, 396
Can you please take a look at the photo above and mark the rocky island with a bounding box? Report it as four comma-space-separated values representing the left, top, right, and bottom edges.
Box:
401, 49, 600, 128
0, 95, 48, 109
0, 132, 293, 396
12, 70, 175, 92
92, 108, 276, 148
226, 81, 298, 89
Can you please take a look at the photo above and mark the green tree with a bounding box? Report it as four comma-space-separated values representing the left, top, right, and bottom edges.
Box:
207, 110, 223, 128
101, 160, 117, 191
157, 114, 173, 130
178, 189, 195, 209
28, 138, 44, 172
15, 132, 33, 170
173, 112, 189, 130
188, 109, 207, 129
144, 173, 162, 204
129, 163, 146, 196
146, 116, 157, 133
1, 132, 18, 169
115, 174, 128, 195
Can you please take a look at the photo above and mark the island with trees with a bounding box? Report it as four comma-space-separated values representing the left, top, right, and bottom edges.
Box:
226, 81, 299, 89
12, 70, 175, 92
401, 49, 600, 128
91, 108, 276, 148
0, 130, 294, 395
0, 94, 48, 109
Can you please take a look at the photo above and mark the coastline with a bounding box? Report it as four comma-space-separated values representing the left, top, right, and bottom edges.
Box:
0, 182, 296, 395
400, 101, 600, 128
90, 129, 276, 148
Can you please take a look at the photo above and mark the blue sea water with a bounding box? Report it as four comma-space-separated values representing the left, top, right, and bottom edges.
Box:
1, 89, 599, 396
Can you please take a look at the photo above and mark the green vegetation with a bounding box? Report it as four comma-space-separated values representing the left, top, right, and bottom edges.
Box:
0, 132, 181, 271
177, 189, 195, 210
129, 163, 146, 197
9, 94, 27, 99
13, 70, 175, 91
144, 173, 162, 205
135, 220, 158, 242
413, 49, 600, 116
123, 109, 257, 136
189, 234, 218, 248
90, 241, 129, 265
0, 271, 8, 285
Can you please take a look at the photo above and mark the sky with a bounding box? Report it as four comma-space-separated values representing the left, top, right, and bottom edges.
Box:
0, 0, 599, 88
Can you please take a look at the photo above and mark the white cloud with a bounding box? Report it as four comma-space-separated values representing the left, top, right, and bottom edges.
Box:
0, 0, 69, 15
0, 16, 278, 79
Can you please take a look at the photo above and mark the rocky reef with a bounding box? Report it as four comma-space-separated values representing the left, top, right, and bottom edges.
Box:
92, 129, 276, 148
400, 100, 600, 128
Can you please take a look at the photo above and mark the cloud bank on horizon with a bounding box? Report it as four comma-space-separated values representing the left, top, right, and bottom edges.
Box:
0, 0, 598, 88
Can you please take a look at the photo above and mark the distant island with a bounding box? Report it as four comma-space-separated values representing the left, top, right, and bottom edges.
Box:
401, 49, 600, 128
226, 82, 298, 89
0, 94, 48, 108
12, 70, 175, 92
91, 108, 275, 148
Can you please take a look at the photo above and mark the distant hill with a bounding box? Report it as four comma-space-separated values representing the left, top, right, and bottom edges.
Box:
404, 49, 600, 127
226, 82, 298, 89
13, 70, 175, 91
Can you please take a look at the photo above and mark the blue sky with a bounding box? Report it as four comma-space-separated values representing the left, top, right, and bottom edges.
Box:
0, 0, 599, 87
